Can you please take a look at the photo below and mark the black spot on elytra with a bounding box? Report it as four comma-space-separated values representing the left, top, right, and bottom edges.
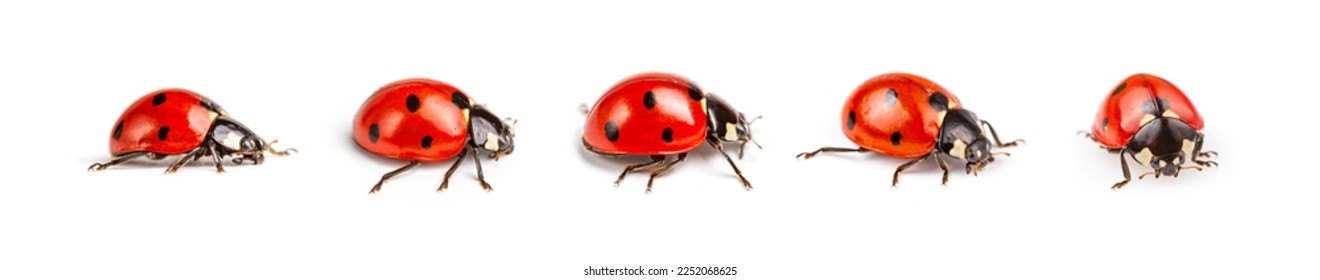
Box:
451, 92, 470, 110
604, 121, 620, 142
890, 132, 902, 146
1111, 83, 1127, 96
847, 111, 856, 130
928, 92, 949, 112
157, 126, 170, 141
885, 89, 898, 106
643, 91, 656, 110
688, 86, 703, 101
152, 93, 166, 106
368, 124, 380, 143
1140, 98, 1172, 115
421, 135, 433, 150
661, 127, 674, 142
113, 122, 124, 140
406, 94, 420, 112
1101, 117, 1109, 131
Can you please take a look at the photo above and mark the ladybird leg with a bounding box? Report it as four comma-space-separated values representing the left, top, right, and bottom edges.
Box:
980, 120, 1024, 147
710, 141, 753, 190
736, 141, 746, 159
579, 103, 590, 115
1138, 166, 1203, 180
614, 155, 666, 187
1077, 130, 1099, 142
795, 147, 867, 160
933, 154, 950, 185
164, 147, 206, 174
87, 151, 152, 171
437, 148, 469, 192
965, 159, 988, 176
891, 155, 929, 187
1112, 149, 1133, 190
369, 161, 420, 195
1196, 150, 1219, 165
644, 153, 688, 193
1190, 135, 1218, 167
1137, 171, 1158, 180
470, 147, 493, 192
206, 143, 226, 173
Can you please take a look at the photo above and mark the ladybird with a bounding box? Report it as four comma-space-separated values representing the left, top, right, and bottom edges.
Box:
1082, 73, 1217, 190
354, 78, 515, 194
796, 73, 1022, 186
582, 72, 759, 193
88, 88, 295, 173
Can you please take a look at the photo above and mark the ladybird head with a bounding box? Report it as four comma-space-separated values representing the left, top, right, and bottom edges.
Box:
1127, 118, 1200, 178
469, 104, 515, 160
937, 109, 1005, 175
704, 93, 761, 157
210, 117, 267, 163
210, 117, 295, 164
965, 138, 993, 164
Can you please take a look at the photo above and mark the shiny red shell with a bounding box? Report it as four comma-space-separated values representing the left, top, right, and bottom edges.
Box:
841, 73, 963, 159
583, 72, 708, 155
1090, 73, 1203, 148
353, 78, 472, 162
108, 88, 222, 155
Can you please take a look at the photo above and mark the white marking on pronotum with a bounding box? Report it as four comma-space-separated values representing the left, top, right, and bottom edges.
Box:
1163, 110, 1181, 119
222, 130, 244, 150
723, 123, 738, 141
1180, 139, 1196, 161
1134, 148, 1155, 166
1139, 114, 1157, 127
949, 139, 968, 159
462, 109, 470, 122
484, 132, 499, 150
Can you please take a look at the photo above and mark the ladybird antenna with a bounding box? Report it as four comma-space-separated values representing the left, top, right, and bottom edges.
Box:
265, 139, 298, 156
506, 118, 518, 136
742, 114, 763, 149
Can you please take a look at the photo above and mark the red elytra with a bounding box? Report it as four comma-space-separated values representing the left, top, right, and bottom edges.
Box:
110, 89, 220, 155
582, 72, 708, 155
582, 72, 758, 193
353, 78, 516, 194
354, 79, 471, 162
842, 73, 965, 159
1090, 74, 1204, 148
798, 73, 1022, 186
1085, 73, 1216, 190
89, 88, 293, 173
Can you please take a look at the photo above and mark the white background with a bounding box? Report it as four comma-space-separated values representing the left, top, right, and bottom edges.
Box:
2, 0, 1317, 279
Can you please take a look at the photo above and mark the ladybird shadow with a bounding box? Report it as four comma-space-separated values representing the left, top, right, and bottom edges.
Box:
790, 147, 972, 185
346, 137, 418, 167
79, 154, 258, 171
573, 137, 663, 171
1070, 137, 1222, 191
